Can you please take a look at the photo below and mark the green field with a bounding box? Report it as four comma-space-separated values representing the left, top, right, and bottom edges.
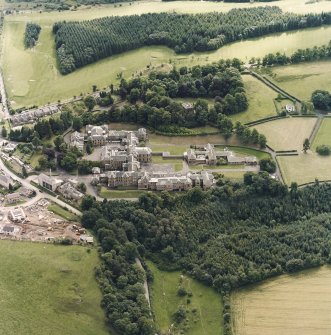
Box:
48, 203, 79, 221
260, 61, 331, 101
254, 117, 317, 151
231, 266, 331, 335
231, 75, 278, 123
3, 5, 331, 108
278, 153, 331, 185
147, 261, 223, 335
152, 156, 184, 172
312, 117, 331, 150
215, 145, 271, 160
0, 240, 109, 335
99, 186, 144, 199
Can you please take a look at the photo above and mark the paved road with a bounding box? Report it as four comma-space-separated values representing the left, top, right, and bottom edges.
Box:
0, 69, 10, 120
0, 158, 82, 216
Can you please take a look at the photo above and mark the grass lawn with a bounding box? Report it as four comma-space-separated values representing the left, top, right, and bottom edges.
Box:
48, 203, 79, 221
29, 150, 43, 168
260, 61, 331, 101
3, 6, 331, 109
149, 133, 241, 147
231, 75, 278, 123
312, 118, 331, 150
218, 170, 251, 181
99, 186, 144, 199
150, 145, 188, 155
190, 164, 245, 170
231, 266, 331, 335
152, 156, 184, 172
0, 240, 109, 335
215, 145, 271, 160
274, 98, 294, 113
254, 117, 317, 151
147, 260, 224, 335
277, 152, 331, 185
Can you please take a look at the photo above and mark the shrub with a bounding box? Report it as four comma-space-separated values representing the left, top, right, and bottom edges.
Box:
316, 145, 331, 156
259, 158, 276, 173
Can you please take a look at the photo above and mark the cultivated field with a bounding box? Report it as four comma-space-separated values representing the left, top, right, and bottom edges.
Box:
231, 266, 331, 335
312, 117, 331, 150
147, 261, 223, 335
231, 75, 278, 123
2, 9, 331, 108
254, 117, 317, 151
278, 153, 331, 185
0, 240, 109, 335
261, 61, 331, 101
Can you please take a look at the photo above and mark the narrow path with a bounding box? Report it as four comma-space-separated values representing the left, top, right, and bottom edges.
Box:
250, 70, 302, 111
264, 146, 284, 184
309, 115, 323, 144
135, 257, 151, 310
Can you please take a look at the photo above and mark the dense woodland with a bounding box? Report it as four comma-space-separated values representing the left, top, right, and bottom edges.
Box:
53, 7, 331, 74
24, 23, 41, 48
81, 176, 331, 335
115, 61, 249, 128
311, 89, 331, 111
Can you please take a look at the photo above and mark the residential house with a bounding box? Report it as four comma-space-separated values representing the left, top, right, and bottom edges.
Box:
38, 173, 63, 192
57, 182, 84, 201
5, 193, 21, 204
0, 174, 11, 189
8, 207, 26, 222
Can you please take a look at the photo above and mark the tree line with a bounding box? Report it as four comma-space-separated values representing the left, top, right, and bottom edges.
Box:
80, 175, 331, 335
53, 7, 331, 74
9, 110, 72, 143
24, 23, 41, 48
261, 40, 331, 66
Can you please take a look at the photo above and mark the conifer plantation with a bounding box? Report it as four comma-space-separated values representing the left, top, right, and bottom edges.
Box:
53, 7, 331, 74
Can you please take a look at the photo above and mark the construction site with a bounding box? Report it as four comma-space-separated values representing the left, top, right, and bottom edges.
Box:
0, 199, 92, 243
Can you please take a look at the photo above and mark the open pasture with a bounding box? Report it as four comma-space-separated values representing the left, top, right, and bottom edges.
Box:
231, 75, 278, 123
0, 240, 109, 335
231, 266, 331, 335
3, 7, 331, 109
261, 61, 331, 101
278, 152, 331, 185
253, 117, 317, 151
312, 117, 331, 150
4, 0, 331, 21
147, 260, 223, 335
